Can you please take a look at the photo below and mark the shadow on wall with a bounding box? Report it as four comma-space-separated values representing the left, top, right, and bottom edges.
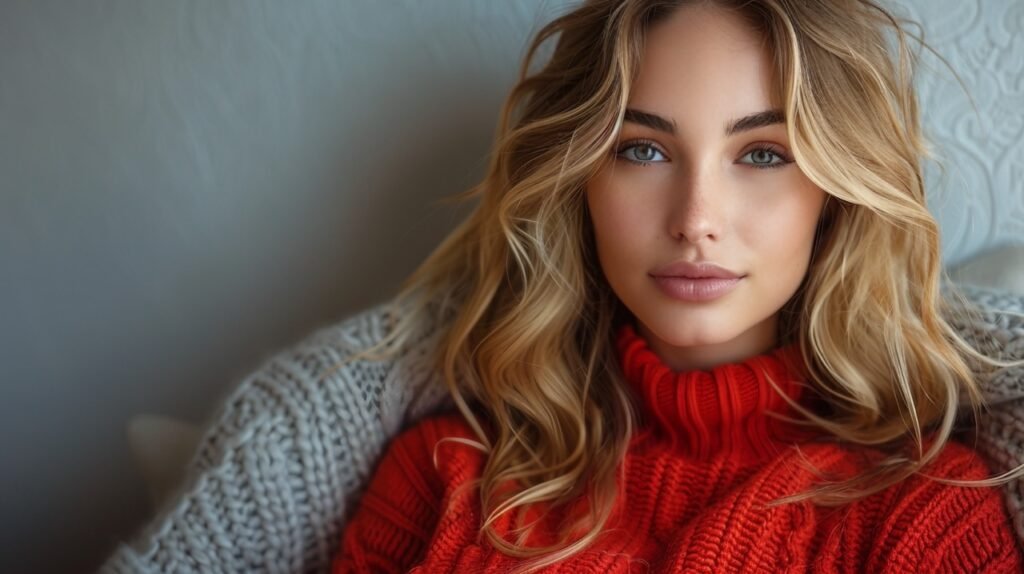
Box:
83, 84, 496, 574
2, 10, 506, 574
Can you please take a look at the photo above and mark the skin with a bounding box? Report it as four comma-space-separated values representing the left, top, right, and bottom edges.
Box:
586, 3, 828, 372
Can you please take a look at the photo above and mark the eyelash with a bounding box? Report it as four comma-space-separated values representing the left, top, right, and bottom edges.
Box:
614, 138, 792, 170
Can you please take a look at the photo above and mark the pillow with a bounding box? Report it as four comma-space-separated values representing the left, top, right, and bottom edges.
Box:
127, 414, 203, 510
125, 244, 1024, 511
948, 244, 1024, 296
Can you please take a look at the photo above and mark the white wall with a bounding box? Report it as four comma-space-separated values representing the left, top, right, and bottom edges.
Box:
0, 0, 1019, 572
900, 0, 1024, 260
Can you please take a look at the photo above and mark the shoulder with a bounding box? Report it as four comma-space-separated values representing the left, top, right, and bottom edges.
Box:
372, 412, 483, 488
866, 437, 1022, 572
387, 412, 479, 459
928, 437, 999, 476
879, 438, 1004, 533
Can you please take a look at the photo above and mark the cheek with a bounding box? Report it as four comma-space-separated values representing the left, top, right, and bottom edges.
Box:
586, 187, 649, 293
587, 185, 655, 264
593, 202, 644, 242
744, 185, 825, 270
587, 179, 618, 240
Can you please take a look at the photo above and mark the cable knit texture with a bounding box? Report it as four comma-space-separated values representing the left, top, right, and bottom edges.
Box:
332, 319, 1024, 572
100, 285, 1024, 573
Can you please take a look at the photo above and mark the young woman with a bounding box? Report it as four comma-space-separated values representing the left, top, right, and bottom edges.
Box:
331, 0, 1024, 572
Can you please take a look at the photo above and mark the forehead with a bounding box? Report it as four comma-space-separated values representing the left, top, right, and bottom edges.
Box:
629, 5, 778, 133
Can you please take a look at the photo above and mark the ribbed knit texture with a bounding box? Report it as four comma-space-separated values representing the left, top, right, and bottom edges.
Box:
99, 284, 1024, 573
333, 320, 1024, 573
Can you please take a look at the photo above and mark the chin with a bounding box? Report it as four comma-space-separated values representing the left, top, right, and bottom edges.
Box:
639, 315, 741, 348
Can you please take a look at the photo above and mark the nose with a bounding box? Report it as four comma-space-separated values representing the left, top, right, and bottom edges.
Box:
668, 169, 724, 244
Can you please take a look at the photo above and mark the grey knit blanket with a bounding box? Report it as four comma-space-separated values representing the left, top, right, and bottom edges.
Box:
100, 285, 1024, 574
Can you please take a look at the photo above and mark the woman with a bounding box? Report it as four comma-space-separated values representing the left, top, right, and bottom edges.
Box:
332, 0, 1024, 572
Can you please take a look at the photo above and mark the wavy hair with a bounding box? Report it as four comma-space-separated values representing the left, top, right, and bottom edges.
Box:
334, 0, 1024, 571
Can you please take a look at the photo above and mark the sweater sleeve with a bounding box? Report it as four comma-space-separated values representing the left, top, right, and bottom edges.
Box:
98, 303, 454, 574
867, 439, 1024, 573
332, 415, 471, 574
947, 284, 1024, 546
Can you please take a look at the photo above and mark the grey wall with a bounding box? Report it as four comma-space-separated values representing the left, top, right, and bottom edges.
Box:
0, 0, 1019, 572
0, 1, 573, 572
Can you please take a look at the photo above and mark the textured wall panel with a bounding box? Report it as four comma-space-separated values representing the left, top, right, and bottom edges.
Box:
897, 0, 1024, 265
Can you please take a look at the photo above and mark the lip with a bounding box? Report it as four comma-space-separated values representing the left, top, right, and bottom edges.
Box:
649, 260, 745, 302
651, 276, 743, 302
649, 260, 743, 279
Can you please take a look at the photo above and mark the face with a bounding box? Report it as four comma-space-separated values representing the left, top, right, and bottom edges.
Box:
586, 4, 827, 372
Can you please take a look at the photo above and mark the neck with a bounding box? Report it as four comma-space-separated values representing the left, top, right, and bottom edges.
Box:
616, 322, 822, 461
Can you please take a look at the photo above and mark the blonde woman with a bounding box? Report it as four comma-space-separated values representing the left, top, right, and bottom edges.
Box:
332, 0, 1024, 572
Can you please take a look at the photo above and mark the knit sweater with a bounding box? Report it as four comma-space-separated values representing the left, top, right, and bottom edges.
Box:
333, 321, 1023, 573
99, 285, 1024, 574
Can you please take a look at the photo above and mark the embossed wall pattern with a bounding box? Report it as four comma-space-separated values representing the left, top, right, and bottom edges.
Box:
896, 0, 1024, 265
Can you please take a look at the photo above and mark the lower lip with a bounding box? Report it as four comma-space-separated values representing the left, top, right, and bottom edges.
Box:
651, 276, 743, 302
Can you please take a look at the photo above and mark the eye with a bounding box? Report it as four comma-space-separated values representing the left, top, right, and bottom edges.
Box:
738, 145, 791, 170
615, 139, 668, 166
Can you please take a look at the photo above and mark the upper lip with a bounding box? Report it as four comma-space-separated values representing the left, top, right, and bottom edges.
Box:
650, 260, 743, 279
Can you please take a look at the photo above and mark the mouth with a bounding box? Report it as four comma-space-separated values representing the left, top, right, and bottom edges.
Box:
650, 275, 744, 302
649, 260, 743, 280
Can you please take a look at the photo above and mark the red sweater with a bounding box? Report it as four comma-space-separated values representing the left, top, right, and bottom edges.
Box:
333, 323, 1022, 573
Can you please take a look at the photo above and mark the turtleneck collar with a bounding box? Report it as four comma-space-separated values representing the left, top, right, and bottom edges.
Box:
616, 321, 822, 461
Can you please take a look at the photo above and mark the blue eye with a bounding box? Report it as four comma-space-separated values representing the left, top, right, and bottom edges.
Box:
739, 146, 791, 170
615, 140, 667, 166
614, 140, 793, 170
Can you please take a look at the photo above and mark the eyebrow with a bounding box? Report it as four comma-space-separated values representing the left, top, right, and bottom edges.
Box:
623, 107, 786, 137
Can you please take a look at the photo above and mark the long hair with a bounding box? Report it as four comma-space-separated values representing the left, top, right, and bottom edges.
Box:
332, 0, 1024, 571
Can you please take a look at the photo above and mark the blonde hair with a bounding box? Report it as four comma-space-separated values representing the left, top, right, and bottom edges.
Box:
333, 0, 1024, 571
